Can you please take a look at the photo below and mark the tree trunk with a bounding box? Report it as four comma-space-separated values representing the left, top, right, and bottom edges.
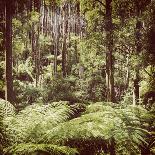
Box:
105, 0, 115, 102
67, 2, 72, 75
36, 26, 40, 87
125, 54, 130, 90
62, 3, 67, 77
54, 5, 60, 76
5, 0, 14, 103
133, 3, 142, 105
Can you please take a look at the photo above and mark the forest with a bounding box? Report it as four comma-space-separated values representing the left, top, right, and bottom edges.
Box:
0, 0, 155, 154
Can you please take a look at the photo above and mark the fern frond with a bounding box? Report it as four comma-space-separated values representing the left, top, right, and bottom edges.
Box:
3, 102, 74, 144
42, 104, 148, 154
84, 102, 115, 114
4, 143, 78, 155
0, 99, 16, 118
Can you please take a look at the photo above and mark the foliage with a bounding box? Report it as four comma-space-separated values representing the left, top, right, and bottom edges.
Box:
0, 61, 5, 98
4, 143, 78, 155
46, 76, 80, 103
120, 91, 133, 107
0, 99, 16, 153
3, 102, 74, 144
0, 99, 16, 118
0, 97, 154, 155
140, 66, 155, 96
1, 0, 155, 154
42, 103, 149, 155
14, 80, 44, 107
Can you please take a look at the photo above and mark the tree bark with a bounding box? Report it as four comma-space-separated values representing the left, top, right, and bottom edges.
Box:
5, 0, 14, 103
105, 0, 115, 102
54, 5, 60, 76
125, 54, 130, 90
62, 3, 67, 77
133, 2, 142, 105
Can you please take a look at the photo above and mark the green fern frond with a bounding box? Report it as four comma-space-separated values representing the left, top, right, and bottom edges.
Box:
84, 102, 114, 114
3, 102, 74, 144
0, 99, 16, 118
2, 101, 153, 154
42, 104, 148, 154
4, 143, 78, 155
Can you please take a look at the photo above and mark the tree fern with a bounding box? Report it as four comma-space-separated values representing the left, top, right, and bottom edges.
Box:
4, 143, 78, 155
3, 102, 74, 144
42, 104, 148, 155
2, 101, 154, 155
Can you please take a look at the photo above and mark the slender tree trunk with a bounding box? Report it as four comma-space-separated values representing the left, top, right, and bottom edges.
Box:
133, 3, 142, 105
31, 23, 35, 60
5, 0, 14, 103
125, 54, 130, 90
53, 5, 60, 76
36, 26, 40, 87
105, 0, 115, 102
67, 2, 72, 75
62, 3, 67, 77
75, 2, 80, 64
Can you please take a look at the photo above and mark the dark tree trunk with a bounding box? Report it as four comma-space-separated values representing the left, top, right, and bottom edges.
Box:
105, 0, 115, 102
67, 2, 72, 75
62, 4, 67, 77
133, 2, 142, 105
5, 0, 14, 103
54, 5, 59, 76
36, 26, 40, 87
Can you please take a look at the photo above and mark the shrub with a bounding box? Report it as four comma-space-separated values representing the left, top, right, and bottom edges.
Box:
14, 80, 45, 108
46, 76, 80, 103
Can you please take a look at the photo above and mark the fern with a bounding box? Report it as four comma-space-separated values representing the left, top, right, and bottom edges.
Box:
1, 101, 154, 155
3, 102, 75, 144
4, 143, 78, 155
84, 102, 115, 114
41, 104, 148, 154
0, 114, 5, 153
0, 99, 16, 153
0, 99, 16, 118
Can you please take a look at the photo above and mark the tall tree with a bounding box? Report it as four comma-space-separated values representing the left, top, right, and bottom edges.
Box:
133, 0, 151, 105
105, 0, 115, 102
62, 3, 67, 77
5, 0, 14, 103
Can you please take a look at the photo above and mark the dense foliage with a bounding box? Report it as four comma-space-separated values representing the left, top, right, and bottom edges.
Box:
0, 0, 155, 155
0, 100, 155, 155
